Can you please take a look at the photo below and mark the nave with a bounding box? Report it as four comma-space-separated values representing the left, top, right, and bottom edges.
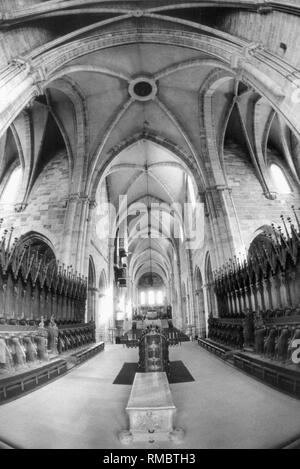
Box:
1, 0, 300, 452
1, 342, 300, 450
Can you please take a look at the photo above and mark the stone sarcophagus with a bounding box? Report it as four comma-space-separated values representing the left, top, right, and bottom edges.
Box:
119, 372, 184, 444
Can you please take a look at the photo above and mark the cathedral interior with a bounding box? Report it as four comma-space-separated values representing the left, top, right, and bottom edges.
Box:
0, 0, 300, 450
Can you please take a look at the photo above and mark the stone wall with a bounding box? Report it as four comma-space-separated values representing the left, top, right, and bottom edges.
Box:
0, 150, 69, 253
0, 1, 56, 66
217, 10, 300, 68
223, 141, 300, 249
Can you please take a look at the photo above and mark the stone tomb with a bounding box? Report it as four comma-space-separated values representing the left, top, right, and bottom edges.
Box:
119, 371, 184, 444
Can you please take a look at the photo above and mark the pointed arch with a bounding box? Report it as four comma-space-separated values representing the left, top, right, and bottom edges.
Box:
194, 266, 206, 338
205, 252, 217, 318
87, 256, 96, 322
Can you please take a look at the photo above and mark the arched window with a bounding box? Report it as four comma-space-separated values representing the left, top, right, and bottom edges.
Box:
0, 166, 22, 205
148, 290, 155, 305
140, 291, 146, 305
156, 290, 163, 304
270, 164, 291, 193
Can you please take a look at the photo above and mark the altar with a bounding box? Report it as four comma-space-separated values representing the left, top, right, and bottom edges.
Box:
119, 372, 184, 444
144, 319, 162, 328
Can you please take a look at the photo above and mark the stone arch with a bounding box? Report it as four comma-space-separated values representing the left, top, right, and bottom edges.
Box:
0, 125, 24, 202
17, 231, 56, 263
248, 225, 274, 246
205, 252, 217, 318
0, 164, 23, 208
96, 269, 108, 339
247, 225, 277, 264
199, 70, 246, 261
199, 69, 236, 187
45, 78, 87, 194
89, 132, 204, 203
99, 269, 107, 296
2, 27, 299, 148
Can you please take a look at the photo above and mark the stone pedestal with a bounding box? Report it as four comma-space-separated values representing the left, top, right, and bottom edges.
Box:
119, 372, 184, 444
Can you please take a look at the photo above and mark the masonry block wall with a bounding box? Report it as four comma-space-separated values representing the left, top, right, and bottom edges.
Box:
223, 141, 300, 249
89, 180, 110, 273
216, 10, 300, 68
0, 1, 56, 67
0, 150, 69, 253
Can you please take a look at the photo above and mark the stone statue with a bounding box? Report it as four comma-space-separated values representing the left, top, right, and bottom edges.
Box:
264, 328, 277, 359
35, 335, 49, 361
23, 336, 37, 362
0, 337, 6, 365
38, 316, 45, 329
48, 315, 58, 354
275, 327, 290, 362
11, 337, 26, 367
57, 331, 65, 354
0, 337, 13, 373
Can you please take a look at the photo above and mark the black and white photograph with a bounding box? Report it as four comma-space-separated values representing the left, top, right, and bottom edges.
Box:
0, 0, 299, 454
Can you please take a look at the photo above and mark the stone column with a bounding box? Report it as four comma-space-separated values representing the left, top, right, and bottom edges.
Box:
202, 284, 210, 336
60, 193, 92, 274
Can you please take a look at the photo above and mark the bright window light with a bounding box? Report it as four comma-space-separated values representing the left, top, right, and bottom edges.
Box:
270, 164, 291, 193
179, 224, 184, 242
148, 290, 155, 305
140, 291, 146, 305
188, 175, 196, 208
156, 290, 163, 304
0, 167, 22, 205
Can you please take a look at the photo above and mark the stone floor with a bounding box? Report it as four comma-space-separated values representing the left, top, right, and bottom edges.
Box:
0, 342, 300, 449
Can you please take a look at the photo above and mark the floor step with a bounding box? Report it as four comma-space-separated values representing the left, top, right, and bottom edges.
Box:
0, 342, 105, 403
198, 338, 300, 398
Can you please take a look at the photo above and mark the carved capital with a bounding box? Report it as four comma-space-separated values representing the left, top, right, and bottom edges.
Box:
14, 202, 27, 212
67, 193, 91, 205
